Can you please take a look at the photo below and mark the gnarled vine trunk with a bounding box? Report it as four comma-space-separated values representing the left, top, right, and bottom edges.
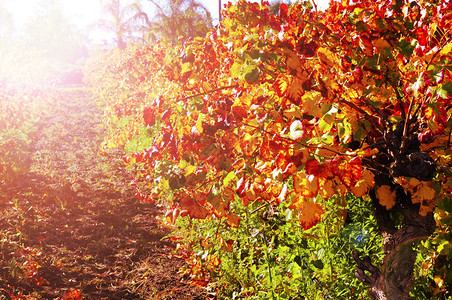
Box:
353, 189, 436, 299
351, 113, 438, 299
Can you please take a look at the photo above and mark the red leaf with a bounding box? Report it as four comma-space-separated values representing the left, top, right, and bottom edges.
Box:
279, 3, 289, 19
305, 159, 320, 176
143, 106, 155, 126
415, 27, 428, 46
298, 41, 318, 58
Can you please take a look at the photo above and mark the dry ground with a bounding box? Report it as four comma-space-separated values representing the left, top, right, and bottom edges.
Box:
0, 87, 205, 299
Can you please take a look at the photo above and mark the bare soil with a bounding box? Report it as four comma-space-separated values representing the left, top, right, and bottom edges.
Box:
0, 87, 205, 299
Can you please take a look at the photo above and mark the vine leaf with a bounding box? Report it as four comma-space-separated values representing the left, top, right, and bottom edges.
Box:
376, 185, 396, 210
293, 198, 325, 230
178, 191, 209, 219
350, 169, 375, 198
226, 214, 240, 228
294, 172, 319, 198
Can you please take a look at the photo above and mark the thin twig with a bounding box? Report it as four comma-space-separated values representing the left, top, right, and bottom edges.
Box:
362, 66, 406, 121
338, 97, 385, 133
174, 84, 239, 102
400, 97, 415, 153
250, 199, 277, 215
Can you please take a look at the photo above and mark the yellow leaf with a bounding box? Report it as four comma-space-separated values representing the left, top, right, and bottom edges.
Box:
196, 113, 204, 134
317, 47, 336, 67
376, 185, 396, 210
283, 107, 303, 119
440, 42, 452, 56
181, 62, 191, 74
294, 172, 319, 198
184, 165, 197, 176
356, 143, 379, 157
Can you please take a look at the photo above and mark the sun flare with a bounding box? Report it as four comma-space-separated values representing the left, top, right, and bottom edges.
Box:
0, 0, 107, 87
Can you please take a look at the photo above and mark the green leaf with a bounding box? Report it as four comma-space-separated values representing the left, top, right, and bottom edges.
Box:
319, 118, 333, 132
441, 82, 452, 98
438, 196, 452, 213
312, 259, 324, 269
321, 103, 332, 115
294, 255, 302, 267
396, 38, 415, 58
321, 135, 334, 145
223, 171, 236, 187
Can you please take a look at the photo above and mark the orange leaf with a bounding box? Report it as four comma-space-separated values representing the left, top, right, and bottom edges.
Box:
296, 198, 325, 230
226, 213, 240, 228
241, 133, 261, 157
318, 178, 336, 199
286, 77, 305, 104
332, 156, 362, 187
208, 195, 229, 218
220, 237, 234, 252
376, 185, 396, 210
317, 47, 336, 68
178, 191, 209, 219
223, 187, 236, 203
419, 200, 437, 217
412, 181, 436, 204
222, 131, 241, 152
350, 169, 375, 197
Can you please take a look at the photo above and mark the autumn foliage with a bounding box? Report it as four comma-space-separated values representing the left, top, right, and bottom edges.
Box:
87, 0, 452, 298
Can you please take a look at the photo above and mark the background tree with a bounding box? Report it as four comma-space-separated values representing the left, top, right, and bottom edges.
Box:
137, 0, 213, 44
0, 0, 87, 87
0, 0, 14, 46
23, 0, 86, 63
95, 0, 143, 49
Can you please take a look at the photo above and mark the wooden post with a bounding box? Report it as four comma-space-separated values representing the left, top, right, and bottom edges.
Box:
219, 0, 222, 22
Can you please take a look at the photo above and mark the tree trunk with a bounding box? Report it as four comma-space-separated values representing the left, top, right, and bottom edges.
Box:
352, 190, 436, 299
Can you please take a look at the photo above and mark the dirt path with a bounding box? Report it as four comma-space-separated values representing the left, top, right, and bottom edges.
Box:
0, 87, 204, 299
